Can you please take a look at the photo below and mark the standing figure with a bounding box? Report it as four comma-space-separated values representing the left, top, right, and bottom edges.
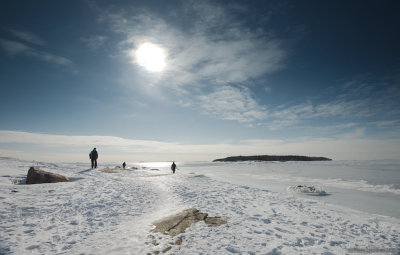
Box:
122, 162, 126, 169
171, 161, 176, 174
89, 148, 98, 168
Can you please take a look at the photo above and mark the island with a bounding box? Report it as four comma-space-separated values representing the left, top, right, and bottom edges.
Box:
213, 155, 332, 162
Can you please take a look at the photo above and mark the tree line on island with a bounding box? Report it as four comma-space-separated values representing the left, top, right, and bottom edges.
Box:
213, 155, 332, 162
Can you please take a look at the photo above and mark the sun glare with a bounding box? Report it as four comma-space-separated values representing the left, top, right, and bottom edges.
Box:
135, 43, 166, 72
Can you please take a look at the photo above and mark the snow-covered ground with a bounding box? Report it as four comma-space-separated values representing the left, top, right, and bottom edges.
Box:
0, 157, 399, 254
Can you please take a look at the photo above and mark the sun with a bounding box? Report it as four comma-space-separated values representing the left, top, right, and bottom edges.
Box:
134, 43, 166, 72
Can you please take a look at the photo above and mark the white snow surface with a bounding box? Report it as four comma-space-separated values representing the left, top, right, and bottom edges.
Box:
1, 157, 399, 254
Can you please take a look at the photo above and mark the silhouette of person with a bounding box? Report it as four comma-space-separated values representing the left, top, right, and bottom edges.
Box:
122, 162, 126, 169
89, 148, 98, 168
171, 162, 176, 174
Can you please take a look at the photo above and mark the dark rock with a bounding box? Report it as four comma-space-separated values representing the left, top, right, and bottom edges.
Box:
175, 238, 183, 245
162, 246, 172, 253
26, 167, 69, 184
152, 208, 208, 237
150, 208, 227, 252
152, 208, 227, 237
205, 216, 228, 227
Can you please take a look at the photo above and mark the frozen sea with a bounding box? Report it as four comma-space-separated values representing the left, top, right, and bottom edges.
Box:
183, 160, 400, 219
0, 157, 399, 254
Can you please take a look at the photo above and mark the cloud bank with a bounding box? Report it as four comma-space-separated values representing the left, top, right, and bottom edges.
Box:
1, 130, 399, 162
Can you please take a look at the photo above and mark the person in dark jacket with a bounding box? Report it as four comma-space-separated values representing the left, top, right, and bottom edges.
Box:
122, 162, 126, 169
89, 148, 98, 168
171, 161, 176, 174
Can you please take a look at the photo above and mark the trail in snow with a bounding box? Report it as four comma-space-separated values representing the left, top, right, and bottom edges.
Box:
1, 159, 170, 254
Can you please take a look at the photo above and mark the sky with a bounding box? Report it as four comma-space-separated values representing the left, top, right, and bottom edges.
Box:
0, 0, 400, 162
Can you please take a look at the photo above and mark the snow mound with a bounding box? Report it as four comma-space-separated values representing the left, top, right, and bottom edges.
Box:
287, 185, 328, 196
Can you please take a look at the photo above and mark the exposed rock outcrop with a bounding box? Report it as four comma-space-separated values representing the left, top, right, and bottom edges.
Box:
148, 208, 227, 254
152, 208, 208, 237
26, 167, 69, 184
205, 216, 228, 227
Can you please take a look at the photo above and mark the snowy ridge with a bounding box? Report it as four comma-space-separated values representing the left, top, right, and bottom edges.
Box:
294, 177, 400, 195
286, 185, 328, 196
0, 158, 399, 254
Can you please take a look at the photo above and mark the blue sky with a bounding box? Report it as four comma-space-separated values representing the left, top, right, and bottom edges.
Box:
0, 0, 399, 162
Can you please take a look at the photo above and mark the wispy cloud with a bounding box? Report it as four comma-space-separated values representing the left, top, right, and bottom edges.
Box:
197, 85, 267, 122
93, 2, 400, 130
81, 35, 108, 50
0, 28, 75, 71
338, 127, 366, 139
0, 38, 74, 68
263, 100, 364, 130
263, 77, 400, 130
0, 39, 28, 55
7, 28, 46, 46
94, 1, 286, 122
369, 120, 400, 128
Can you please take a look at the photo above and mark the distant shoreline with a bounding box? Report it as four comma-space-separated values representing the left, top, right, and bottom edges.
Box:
213, 155, 332, 162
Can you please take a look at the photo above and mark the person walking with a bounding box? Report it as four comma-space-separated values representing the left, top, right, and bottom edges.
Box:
89, 148, 98, 168
122, 162, 126, 169
171, 161, 176, 174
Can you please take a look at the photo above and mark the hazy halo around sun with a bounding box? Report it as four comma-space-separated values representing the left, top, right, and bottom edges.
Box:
134, 42, 166, 72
